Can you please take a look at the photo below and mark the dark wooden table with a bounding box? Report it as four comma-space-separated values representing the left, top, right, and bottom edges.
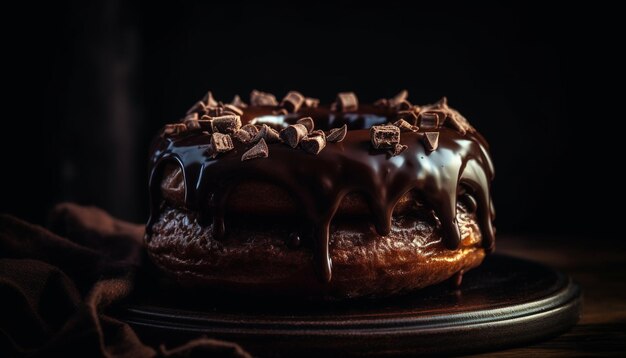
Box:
471, 236, 626, 357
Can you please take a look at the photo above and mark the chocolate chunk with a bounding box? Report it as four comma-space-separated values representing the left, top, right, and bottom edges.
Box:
423, 132, 439, 151
250, 90, 278, 106
211, 132, 234, 153
186, 101, 207, 115
272, 108, 288, 116
241, 123, 259, 137
418, 97, 473, 135
202, 91, 219, 108
253, 124, 281, 143
296, 117, 315, 133
279, 123, 308, 148
326, 124, 347, 143
393, 119, 419, 132
301, 131, 326, 155
264, 125, 281, 143
280, 91, 305, 113
304, 97, 320, 108
207, 106, 224, 117
396, 110, 418, 125
233, 129, 252, 143
396, 99, 413, 111
198, 118, 213, 132
310, 129, 326, 138
222, 104, 243, 116
183, 113, 201, 132
389, 90, 408, 108
211, 115, 241, 134
337, 92, 358, 112
162, 123, 187, 138
419, 112, 440, 128
370, 125, 400, 149
184, 120, 201, 132
434, 96, 448, 108
183, 112, 198, 122
389, 143, 408, 156
373, 98, 389, 107
230, 94, 248, 108
241, 138, 268, 161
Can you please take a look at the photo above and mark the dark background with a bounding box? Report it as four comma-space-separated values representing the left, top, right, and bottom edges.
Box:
1, 2, 620, 237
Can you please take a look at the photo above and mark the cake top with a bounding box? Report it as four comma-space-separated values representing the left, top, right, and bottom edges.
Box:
148, 90, 495, 283
159, 90, 476, 160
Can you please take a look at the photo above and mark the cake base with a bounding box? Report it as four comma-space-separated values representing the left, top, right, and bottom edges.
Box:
114, 255, 581, 356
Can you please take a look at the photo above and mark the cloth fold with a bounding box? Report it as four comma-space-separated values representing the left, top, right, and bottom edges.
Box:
0, 203, 250, 357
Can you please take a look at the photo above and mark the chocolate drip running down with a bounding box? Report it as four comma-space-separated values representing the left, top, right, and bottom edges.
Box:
147, 95, 495, 283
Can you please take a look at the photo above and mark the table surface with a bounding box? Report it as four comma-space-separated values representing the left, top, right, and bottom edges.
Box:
471, 236, 626, 357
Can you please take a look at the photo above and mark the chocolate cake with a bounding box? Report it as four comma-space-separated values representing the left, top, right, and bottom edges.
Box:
145, 90, 495, 299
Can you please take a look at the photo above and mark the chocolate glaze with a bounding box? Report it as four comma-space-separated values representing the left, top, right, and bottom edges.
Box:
147, 103, 495, 283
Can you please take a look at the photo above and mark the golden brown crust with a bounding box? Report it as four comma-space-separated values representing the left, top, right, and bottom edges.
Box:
146, 202, 484, 299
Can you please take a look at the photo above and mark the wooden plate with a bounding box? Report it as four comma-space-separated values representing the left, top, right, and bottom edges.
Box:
116, 255, 581, 356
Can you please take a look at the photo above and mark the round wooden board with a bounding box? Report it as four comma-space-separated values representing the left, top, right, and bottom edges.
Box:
116, 255, 581, 356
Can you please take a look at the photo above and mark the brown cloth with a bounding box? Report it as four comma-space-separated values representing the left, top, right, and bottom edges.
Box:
0, 203, 251, 358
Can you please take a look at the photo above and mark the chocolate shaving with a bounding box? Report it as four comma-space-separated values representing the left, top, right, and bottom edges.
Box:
418, 97, 474, 134
207, 106, 224, 117
396, 110, 418, 125
393, 119, 419, 132
396, 99, 413, 111
161, 123, 187, 138
264, 125, 281, 143
241, 138, 269, 161
230, 94, 248, 108
301, 130, 326, 155
330, 102, 338, 111
241, 123, 259, 137
326, 124, 347, 143
222, 104, 243, 116
423, 132, 439, 151
253, 124, 281, 144
202, 91, 219, 108
279, 123, 308, 148
434, 96, 448, 108
336, 92, 358, 112
183, 113, 201, 132
210, 132, 234, 153
389, 143, 408, 157
184, 120, 201, 132
373, 98, 389, 107
186, 101, 206, 115
296, 117, 315, 133
280, 91, 305, 113
183, 112, 198, 122
370, 125, 400, 149
211, 115, 241, 134
272, 108, 288, 116
233, 129, 252, 143
419, 112, 440, 129
250, 90, 278, 106
389, 90, 409, 108
304, 97, 320, 108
